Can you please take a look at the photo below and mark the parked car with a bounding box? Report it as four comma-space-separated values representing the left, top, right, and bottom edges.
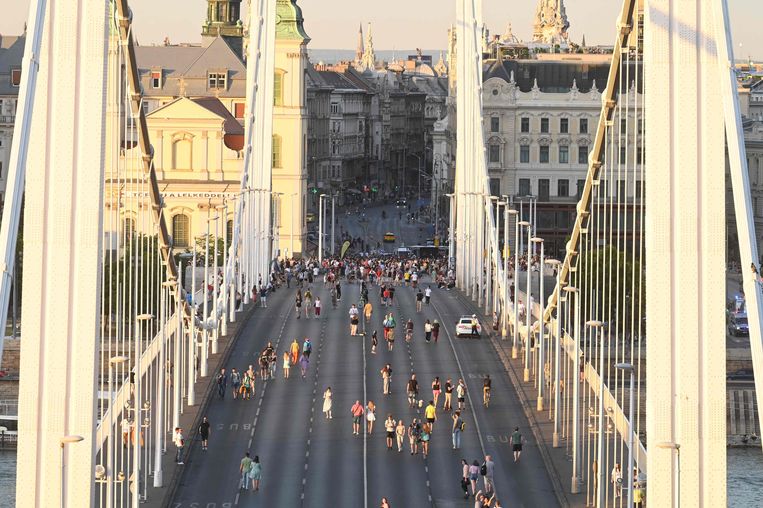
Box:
728, 312, 749, 337
726, 369, 754, 381
455, 315, 482, 338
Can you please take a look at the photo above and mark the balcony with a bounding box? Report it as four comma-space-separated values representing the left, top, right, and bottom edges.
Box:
0, 115, 15, 126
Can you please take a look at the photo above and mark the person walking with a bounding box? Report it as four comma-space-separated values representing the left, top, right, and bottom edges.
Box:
314, 297, 322, 319
469, 460, 480, 496
407, 374, 419, 409
424, 319, 433, 343
323, 387, 333, 419
299, 353, 309, 379
290, 339, 300, 365
259, 285, 267, 307
420, 422, 431, 457
295, 291, 302, 319
452, 411, 464, 450
230, 368, 241, 399
239, 452, 252, 490
443, 377, 453, 411
248, 455, 262, 492
349, 304, 360, 336
511, 427, 523, 462
432, 320, 440, 343
483, 455, 495, 494
432, 377, 441, 406
456, 378, 466, 411
216, 368, 228, 399
405, 319, 414, 342
283, 351, 291, 379
304, 288, 313, 318
395, 419, 406, 452
173, 427, 185, 464
371, 330, 378, 354
381, 364, 392, 395
381, 497, 391, 508
407, 419, 419, 455
366, 400, 377, 434
364, 300, 373, 322
302, 337, 312, 359
198, 416, 211, 451
425, 285, 432, 305
611, 463, 622, 498
351, 400, 364, 435
385, 414, 396, 450
416, 289, 424, 312
461, 459, 471, 499
424, 400, 437, 432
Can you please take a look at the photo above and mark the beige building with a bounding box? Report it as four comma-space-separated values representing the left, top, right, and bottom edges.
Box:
109, 0, 309, 257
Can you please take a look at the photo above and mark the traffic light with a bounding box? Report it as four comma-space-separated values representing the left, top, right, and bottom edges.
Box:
371, 186, 378, 193
310, 187, 318, 195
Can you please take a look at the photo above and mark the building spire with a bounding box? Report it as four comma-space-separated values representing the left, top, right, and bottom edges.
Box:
360, 22, 376, 71
355, 23, 364, 65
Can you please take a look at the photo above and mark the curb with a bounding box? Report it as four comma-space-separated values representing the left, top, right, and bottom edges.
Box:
159, 303, 258, 508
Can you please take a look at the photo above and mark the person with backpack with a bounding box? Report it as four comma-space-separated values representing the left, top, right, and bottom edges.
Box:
230, 368, 241, 399
303, 337, 312, 359
407, 374, 419, 409
452, 410, 465, 449
460, 459, 471, 499
407, 419, 419, 455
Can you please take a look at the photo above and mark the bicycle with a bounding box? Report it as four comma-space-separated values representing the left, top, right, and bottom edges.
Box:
483, 388, 491, 408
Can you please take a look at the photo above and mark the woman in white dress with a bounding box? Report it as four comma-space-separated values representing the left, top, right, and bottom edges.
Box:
366, 400, 376, 434
322, 387, 333, 419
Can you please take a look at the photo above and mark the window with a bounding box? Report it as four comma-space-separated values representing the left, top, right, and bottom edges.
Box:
151, 71, 162, 89
172, 215, 190, 248
539, 145, 549, 163
540, 118, 549, 133
272, 135, 282, 168
489, 144, 500, 163
208, 72, 227, 90
618, 180, 627, 199
636, 147, 643, 164
10, 69, 21, 87
331, 103, 339, 114
142, 102, 149, 115
635, 180, 643, 199
559, 145, 569, 164
273, 72, 283, 106
619, 146, 627, 164
121, 218, 136, 247
519, 178, 531, 196
558, 179, 569, 197
490, 117, 500, 133
620, 118, 627, 133
227, 219, 234, 242
577, 179, 586, 197
230, 103, 244, 119
520, 117, 530, 133
489, 178, 501, 196
580, 118, 588, 134
538, 179, 550, 201
520, 145, 530, 163
578, 145, 589, 164
560, 118, 569, 133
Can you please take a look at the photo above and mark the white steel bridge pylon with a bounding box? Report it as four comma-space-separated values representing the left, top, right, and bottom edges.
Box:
453, 0, 763, 507
3, 0, 278, 506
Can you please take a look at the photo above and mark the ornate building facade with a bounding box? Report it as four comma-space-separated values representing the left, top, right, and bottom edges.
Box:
532, 0, 570, 46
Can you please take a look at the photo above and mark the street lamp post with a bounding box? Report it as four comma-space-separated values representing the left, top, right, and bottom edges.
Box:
134, 314, 153, 508
616, 363, 636, 508
210, 212, 221, 355
154, 281, 175, 488
566, 285, 580, 493
657, 441, 681, 508
512, 214, 521, 357
60, 435, 84, 508
318, 194, 327, 264
446, 193, 455, 267
217, 204, 228, 337
523, 220, 532, 382
586, 320, 605, 508
106, 356, 127, 508
188, 242, 197, 406
331, 193, 336, 256
547, 260, 562, 446
531, 237, 545, 410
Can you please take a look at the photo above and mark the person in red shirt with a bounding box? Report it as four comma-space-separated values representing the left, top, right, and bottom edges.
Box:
351, 400, 365, 435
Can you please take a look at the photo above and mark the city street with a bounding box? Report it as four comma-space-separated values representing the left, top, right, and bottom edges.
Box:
170, 209, 559, 507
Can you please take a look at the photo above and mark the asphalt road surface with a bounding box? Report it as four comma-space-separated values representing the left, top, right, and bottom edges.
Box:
171, 268, 559, 507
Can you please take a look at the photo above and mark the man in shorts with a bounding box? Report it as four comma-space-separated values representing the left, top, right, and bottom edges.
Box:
456, 378, 466, 410
351, 400, 364, 435
424, 400, 437, 431
407, 374, 419, 409
511, 427, 523, 462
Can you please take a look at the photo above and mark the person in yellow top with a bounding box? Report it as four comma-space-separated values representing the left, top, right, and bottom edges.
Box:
289, 339, 300, 365
364, 301, 373, 322
404, 271, 411, 286
424, 400, 437, 431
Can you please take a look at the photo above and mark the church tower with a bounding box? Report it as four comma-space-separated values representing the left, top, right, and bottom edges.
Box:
532, 0, 570, 46
355, 24, 364, 66
359, 23, 376, 71
202, 0, 244, 55
273, 0, 310, 256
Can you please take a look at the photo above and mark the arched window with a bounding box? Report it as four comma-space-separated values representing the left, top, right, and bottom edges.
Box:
226, 219, 234, 242
272, 135, 283, 168
172, 134, 193, 170
121, 217, 135, 247
172, 214, 190, 248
